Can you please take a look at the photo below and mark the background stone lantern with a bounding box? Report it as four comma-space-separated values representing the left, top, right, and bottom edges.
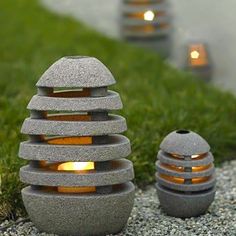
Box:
19, 56, 135, 236
156, 130, 216, 218
121, 0, 172, 58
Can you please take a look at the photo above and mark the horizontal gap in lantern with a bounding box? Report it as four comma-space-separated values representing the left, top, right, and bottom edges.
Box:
50, 88, 91, 98
37, 160, 119, 174
124, 11, 165, 19
161, 163, 212, 172
41, 186, 96, 194
125, 23, 169, 32
47, 113, 92, 122
124, 0, 164, 6
160, 174, 211, 184
46, 136, 93, 145
40, 161, 96, 173
40, 183, 125, 194
167, 152, 208, 160
30, 134, 109, 146
46, 112, 109, 122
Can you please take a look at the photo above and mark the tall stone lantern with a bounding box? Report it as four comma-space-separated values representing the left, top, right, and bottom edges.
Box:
19, 56, 135, 236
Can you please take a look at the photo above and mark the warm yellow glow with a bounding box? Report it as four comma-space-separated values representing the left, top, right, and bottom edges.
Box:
47, 136, 92, 145
189, 44, 208, 66
144, 10, 155, 21
162, 163, 211, 173
191, 154, 199, 158
160, 174, 210, 184
57, 162, 95, 193
58, 186, 96, 193
191, 50, 200, 59
58, 162, 94, 172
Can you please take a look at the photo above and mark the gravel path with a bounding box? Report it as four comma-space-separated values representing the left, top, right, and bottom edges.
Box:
1, 160, 236, 236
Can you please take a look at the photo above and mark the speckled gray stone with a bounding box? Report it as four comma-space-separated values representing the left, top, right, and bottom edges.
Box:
19, 56, 135, 235
158, 150, 214, 167
19, 135, 131, 162
28, 91, 122, 112
37, 57, 116, 88
156, 130, 216, 218
160, 130, 210, 156
21, 115, 127, 136
156, 184, 216, 218
20, 159, 134, 187
22, 183, 135, 236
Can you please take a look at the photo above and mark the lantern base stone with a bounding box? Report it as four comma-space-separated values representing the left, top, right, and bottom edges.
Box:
125, 35, 172, 58
156, 184, 216, 218
22, 182, 135, 236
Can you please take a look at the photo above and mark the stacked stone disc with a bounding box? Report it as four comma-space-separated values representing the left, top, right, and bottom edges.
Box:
156, 130, 216, 218
121, 0, 172, 57
19, 56, 135, 236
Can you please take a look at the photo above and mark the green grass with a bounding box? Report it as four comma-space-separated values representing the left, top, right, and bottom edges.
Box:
1, 0, 236, 220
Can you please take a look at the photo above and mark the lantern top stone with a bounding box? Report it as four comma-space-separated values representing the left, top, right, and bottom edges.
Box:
36, 56, 116, 88
160, 130, 210, 156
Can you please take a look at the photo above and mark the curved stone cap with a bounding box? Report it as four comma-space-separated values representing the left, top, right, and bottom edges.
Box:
160, 130, 210, 156
36, 56, 115, 88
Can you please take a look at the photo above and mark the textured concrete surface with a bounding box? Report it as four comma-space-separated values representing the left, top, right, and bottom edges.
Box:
28, 91, 122, 111
156, 160, 214, 178
19, 135, 131, 162
20, 159, 134, 186
19, 56, 135, 235
41, 0, 236, 93
22, 183, 135, 236
21, 115, 127, 136
156, 184, 216, 218
37, 56, 115, 88
158, 150, 214, 167
156, 130, 216, 217
160, 130, 210, 156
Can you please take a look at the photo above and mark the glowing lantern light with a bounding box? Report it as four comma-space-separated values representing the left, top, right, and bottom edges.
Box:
188, 44, 208, 66
186, 43, 213, 81
58, 162, 94, 172
19, 56, 135, 235
57, 162, 96, 193
121, 0, 172, 58
191, 50, 200, 59
156, 130, 216, 218
144, 10, 155, 21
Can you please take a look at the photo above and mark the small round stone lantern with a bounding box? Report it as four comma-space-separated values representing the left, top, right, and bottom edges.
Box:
156, 130, 216, 218
121, 0, 172, 57
19, 56, 135, 236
